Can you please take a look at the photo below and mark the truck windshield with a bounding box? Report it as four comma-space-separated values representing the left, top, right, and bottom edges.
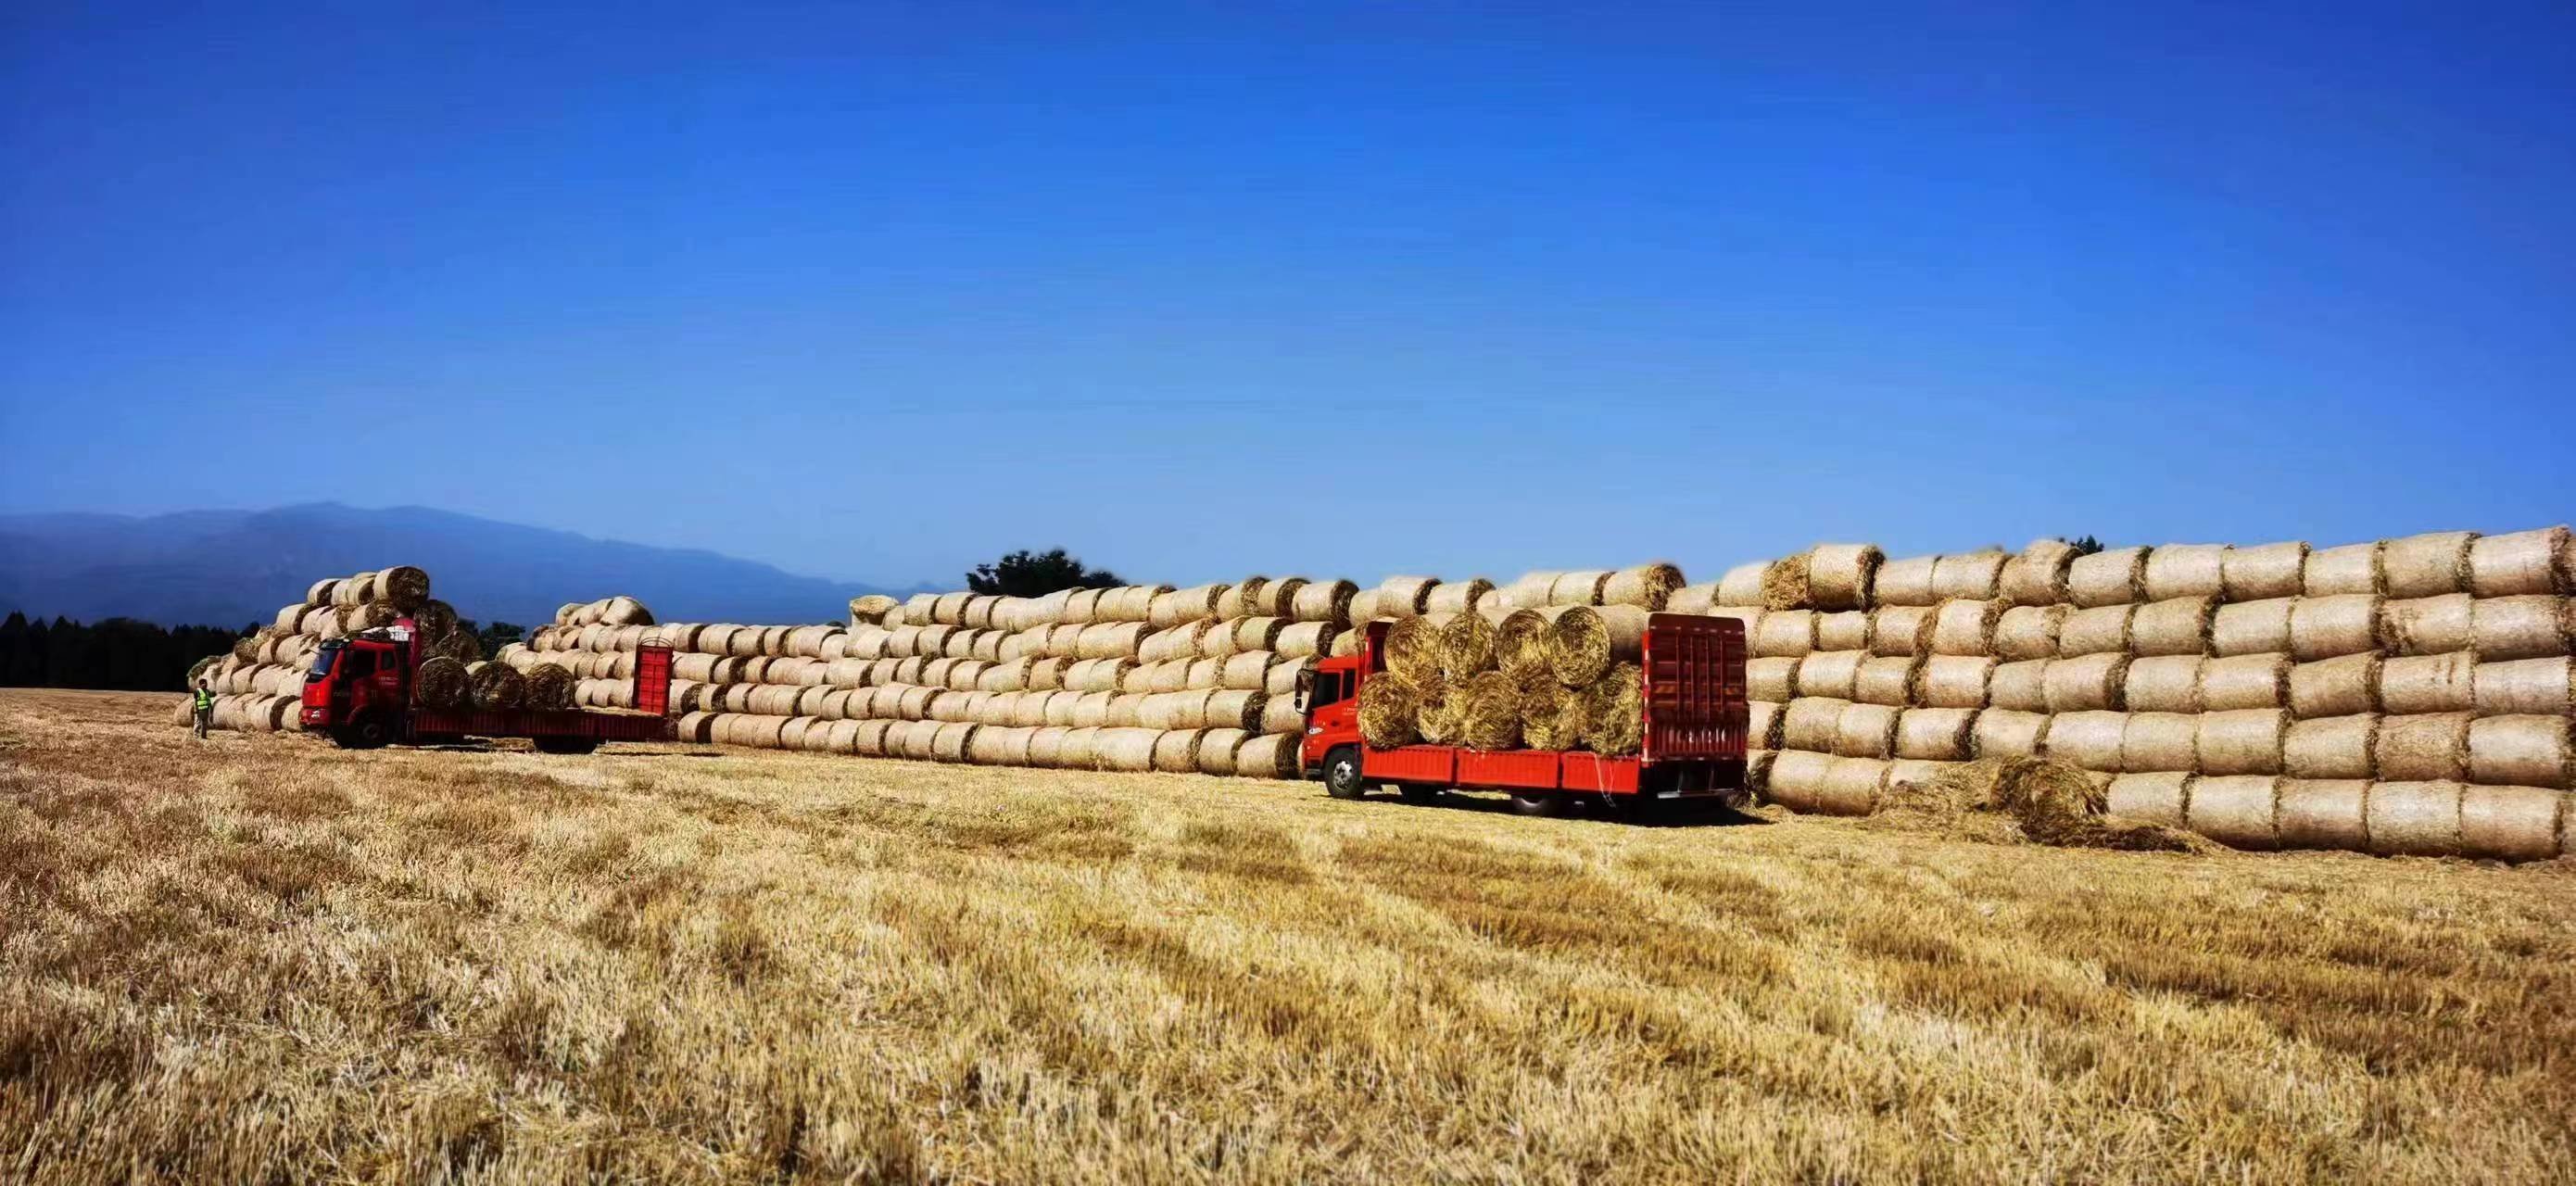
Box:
306, 644, 337, 681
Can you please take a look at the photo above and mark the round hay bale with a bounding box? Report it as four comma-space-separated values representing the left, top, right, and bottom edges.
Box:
1138, 689, 1211, 731
1928, 552, 2007, 601
2124, 655, 2204, 714
674, 712, 717, 744
818, 719, 864, 754
1895, 707, 1977, 762
1266, 658, 1308, 697
2141, 544, 2229, 602
2044, 652, 2129, 713
1501, 572, 1560, 612
185, 653, 222, 690
1288, 579, 1359, 625
1747, 700, 1785, 750
2121, 712, 2200, 773
1027, 657, 1071, 691
967, 725, 1032, 766
929, 592, 971, 625
2219, 541, 2309, 603
2374, 713, 2473, 782
1992, 604, 2067, 662
927, 722, 979, 763
233, 629, 271, 664
1665, 583, 1721, 614
1794, 650, 1864, 700
1061, 658, 1133, 693
1989, 659, 2052, 713
1130, 660, 1183, 695
2067, 547, 2149, 608
1715, 561, 1770, 609
1492, 610, 1551, 678
415, 657, 470, 709
1225, 617, 1285, 654
1012, 690, 1061, 727
1747, 657, 1798, 702
1191, 727, 1249, 776
1519, 678, 1582, 750
1234, 733, 1301, 779
271, 603, 306, 634
1107, 693, 1154, 730
2470, 595, 2575, 661
1202, 688, 1265, 733
1275, 621, 1338, 660
1459, 672, 1525, 751
1047, 725, 1104, 768
1090, 726, 1157, 772
2056, 604, 2135, 657
2459, 783, 2567, 863
2289, 594, 2382, 661
333, 574, 378, 608
2210, 598, 2295, 657
465, 662, 524, 711
1812, 612, 1872, 654
524, 665, 575, 711
1780, 697, 1850, 752
1999, 539, 2078, 607
744, 715, 793, 751
2304, 541, 2384, 597
966, 596, 1008, 631
1017, 725, 1068, 768
1912, 655, 1994, 709
1803, 546, 1881, 612
2274, 778, 2371, 851
1256, 694, 1303, 736
779, 717, 822, 751
1543, 570, 1609, 607
2380, 652, 2476, 715
897, 719, 943, 761
2468, 525, 2572, 598
2198, 653, 2290, 712
1755, 610, 1819, 659
1422, 578, 1495, 618
1383, 616, 1446, 686
2196, 709, 2288, 776
899, 594, 938, 625
303, 577, 341, 607
811, 687, 852, 720
1757, 553, 1812, 612
1873, 555, 1939, 607
2106, 772, 2194, 828
1209, 650, 1268, 690
1601, 563, 1685, 611
601, 596, 654, 627
1974, 709, 2051, 760
376, 565, 431, 612
975, 657, 1035, 693
1760, 750, 1834, 811
848, 595, 901, 628
2379, 594, 2475, 656
1064, 691, 1113, 729
2468, 715, 2572, 789
2044, 711, 2129, 772
2130, 596, 2216, 657
2288, 653, 2380, 719
973, 691, 1025, 726
1812, 757, 1890, 814
1928, 599, 2004, 656
1852, 655, 1922, 706
2381, 531, 2477, 599
2473, 657, 2573, 717
1546, 605, 1645, 686
1371, 576, 1439, 619
2368, 780, 2464, 857
695, 625, 737, 657
2187, 776, 2280, 850
1146, 584, 1228, 629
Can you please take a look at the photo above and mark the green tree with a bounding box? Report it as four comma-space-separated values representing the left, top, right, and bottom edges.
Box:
966, 548, 1124, 597
474, 620, 526, 657
2059, 535, 2106, 557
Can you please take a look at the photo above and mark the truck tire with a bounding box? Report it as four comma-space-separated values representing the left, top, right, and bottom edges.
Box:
1509, 792, 1565, 818
1323, 747, 1368, 800
535, 737, 602, 755
333, 713, 392, 751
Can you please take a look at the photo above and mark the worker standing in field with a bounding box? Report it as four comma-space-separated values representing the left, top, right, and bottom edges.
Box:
193, 680, 213, 739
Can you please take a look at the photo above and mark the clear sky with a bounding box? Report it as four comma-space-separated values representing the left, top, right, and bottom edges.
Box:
4, 2, 2570, 590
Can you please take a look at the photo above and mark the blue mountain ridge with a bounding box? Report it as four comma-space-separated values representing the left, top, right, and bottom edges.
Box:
0, 503, 938, 630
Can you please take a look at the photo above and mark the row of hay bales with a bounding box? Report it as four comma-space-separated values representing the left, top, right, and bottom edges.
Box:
183, 566, 477, 734
1700, 527, 2574, 861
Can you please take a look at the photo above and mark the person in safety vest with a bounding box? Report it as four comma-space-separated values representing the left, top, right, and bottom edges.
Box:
193, 681, 214, 739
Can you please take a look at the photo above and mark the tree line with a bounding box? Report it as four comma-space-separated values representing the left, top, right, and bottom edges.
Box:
0, 612, 528, 692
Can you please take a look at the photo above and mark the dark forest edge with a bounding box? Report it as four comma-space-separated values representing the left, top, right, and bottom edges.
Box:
0, 612, 525, 693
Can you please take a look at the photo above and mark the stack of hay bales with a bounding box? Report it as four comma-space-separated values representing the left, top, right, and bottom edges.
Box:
180, 566, 474, 735
515, 578, 1358, 778
1698, 528, 2574, 862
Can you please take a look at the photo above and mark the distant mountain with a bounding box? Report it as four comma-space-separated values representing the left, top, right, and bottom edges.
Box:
0, 503, 938, 629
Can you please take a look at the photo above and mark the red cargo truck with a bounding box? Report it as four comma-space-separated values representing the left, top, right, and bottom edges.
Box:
299, 621, 673, 753
1298, 613, 1749, 818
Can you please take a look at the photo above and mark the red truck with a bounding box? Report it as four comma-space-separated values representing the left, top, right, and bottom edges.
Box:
1299, 613, 1749, 819
300, 621, 674, 753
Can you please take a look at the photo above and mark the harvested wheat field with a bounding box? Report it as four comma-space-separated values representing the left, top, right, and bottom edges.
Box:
5, 689, 2572, 1182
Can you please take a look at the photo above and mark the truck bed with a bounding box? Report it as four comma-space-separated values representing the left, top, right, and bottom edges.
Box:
407, 707, 673, 743
1359, 745, 1744, 796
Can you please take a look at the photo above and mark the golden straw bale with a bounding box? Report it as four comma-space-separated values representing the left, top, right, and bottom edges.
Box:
2374, 713, 2473, 782
1601, 563, 1685, 611
2067, 547, 2149, 608
1746, 657, 1797, 702
2473, 657, 2573, 716
1715, 561, 1769, 608
1422, 577, 1495, 617
2381, 531, 2476, 599
2380, 652, 2476, 715
2303, 541, 2383, 597
1581, 664, 1645, 756
2459, 783, 2568, 863
2130, 596, 2216, 656
2467, 715, 2572, 789
2367, 780, 2463, 857
2471, 595, 2575, 661
2210, 598, 2294, 656
2122, 655, 2203, 714
2198, 653, 2289, 712
2467, 525, 2572, 597
2044, 652, 2129, 713
1998, 539, 2078, 606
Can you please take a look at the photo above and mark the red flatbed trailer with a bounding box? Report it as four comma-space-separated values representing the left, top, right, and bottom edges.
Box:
1299, 613, 1749, 818
300, 621, 674, 753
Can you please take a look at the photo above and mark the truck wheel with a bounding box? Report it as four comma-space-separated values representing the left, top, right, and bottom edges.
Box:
1509, 792, 1564, 818
334, 713, 391, 751
1323, 747, 1368, 800
1397, 784, 1443, 805
535, 737, 602, 755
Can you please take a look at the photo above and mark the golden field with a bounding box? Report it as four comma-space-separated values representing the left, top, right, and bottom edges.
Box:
3, 688, 2570, 1183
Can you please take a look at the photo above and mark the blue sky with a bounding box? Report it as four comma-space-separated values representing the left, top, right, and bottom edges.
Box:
4, 2, 2570, 589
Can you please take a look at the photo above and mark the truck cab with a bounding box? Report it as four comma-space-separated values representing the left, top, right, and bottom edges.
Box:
1298, 645, 1370, 793
300, 627, 415, 747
